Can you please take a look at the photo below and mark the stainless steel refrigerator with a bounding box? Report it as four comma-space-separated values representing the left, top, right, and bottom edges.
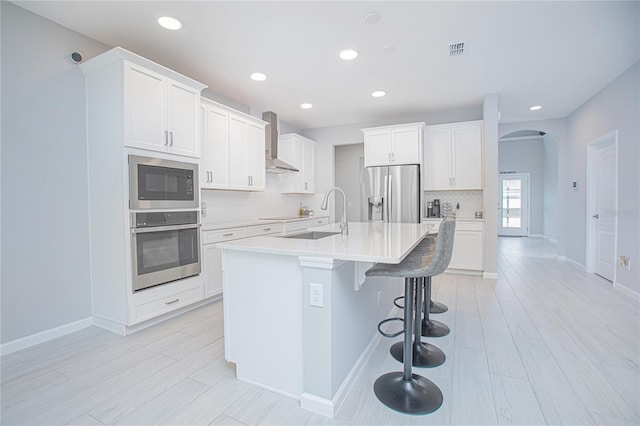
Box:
360, 164, 420, 223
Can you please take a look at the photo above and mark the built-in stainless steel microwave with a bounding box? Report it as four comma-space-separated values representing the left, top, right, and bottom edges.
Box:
129, 155, 199, 210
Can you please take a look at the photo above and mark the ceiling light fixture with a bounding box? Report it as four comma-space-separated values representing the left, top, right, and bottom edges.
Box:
250, 72, 267, 81
364, 12, 381, 24
300, 103, 313, 109
529, 105, 542, 111
371, 90, 386, 98
339, 49, 358, 60
157, 16, 182, 30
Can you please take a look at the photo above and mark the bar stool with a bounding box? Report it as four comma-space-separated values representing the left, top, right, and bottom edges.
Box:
365, 221, 455, 414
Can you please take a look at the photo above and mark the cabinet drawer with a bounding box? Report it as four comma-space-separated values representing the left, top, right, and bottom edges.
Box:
310, 217, 329, 226
284, 220, 313, 233
203, 227, 249, 244
131, 283, 203, 324
247, 223, 283, 237
456, 222, 484, 232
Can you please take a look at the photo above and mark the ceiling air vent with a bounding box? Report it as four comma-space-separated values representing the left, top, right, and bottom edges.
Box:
449, 41, 465, 56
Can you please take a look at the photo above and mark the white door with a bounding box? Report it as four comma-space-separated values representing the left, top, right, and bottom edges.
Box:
594, 143, 616, 281
498, 173, 529, 236
166, 79, 200, 157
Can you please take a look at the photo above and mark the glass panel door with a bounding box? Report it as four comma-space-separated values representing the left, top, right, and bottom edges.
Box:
499, 173, 529, 236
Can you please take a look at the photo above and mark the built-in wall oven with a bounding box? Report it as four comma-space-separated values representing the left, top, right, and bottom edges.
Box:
131, 211, 201, 292
129, 155, 199, 210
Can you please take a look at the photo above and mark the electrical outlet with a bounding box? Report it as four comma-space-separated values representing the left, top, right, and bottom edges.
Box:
310, 283, 323, 307
201, 202, 207, 218
620, 255, 631, 270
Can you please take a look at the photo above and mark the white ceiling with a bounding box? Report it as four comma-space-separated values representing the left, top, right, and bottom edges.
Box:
13, 1, 640, 130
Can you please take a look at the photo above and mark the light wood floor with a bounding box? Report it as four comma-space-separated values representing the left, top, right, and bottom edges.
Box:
2, 237, 639, 425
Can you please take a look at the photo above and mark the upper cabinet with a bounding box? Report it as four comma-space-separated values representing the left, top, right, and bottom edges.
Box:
362, 122, 425, 167
125, 63, 202, 157
200, 98, 267, 191
423, 120, 483, 190
80, 48, 206, 159
278, 133, 316, 194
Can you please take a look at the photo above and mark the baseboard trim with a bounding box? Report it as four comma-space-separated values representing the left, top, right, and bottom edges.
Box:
560, 256, 586, 270
483, 272, 499, 279
0, 317, 93, 356
613, 283, 640, 301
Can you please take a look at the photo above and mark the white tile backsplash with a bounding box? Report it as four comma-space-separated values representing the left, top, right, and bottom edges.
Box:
424, 190, 483, 219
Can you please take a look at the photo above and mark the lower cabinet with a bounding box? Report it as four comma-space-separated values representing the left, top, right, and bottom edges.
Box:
202, 218, 329, 296
423, 219, 484, 271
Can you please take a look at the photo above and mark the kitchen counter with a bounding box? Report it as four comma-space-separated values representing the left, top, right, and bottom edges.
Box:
218, 221, 434, 263
219, 221, 435, 418
201, 215, 327, 231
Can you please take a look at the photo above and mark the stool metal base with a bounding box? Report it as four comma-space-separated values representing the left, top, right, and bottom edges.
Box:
421, 319, 450, 338
374, 372, 443, 415
430, 300, 448, 314
390, 341, 445, 368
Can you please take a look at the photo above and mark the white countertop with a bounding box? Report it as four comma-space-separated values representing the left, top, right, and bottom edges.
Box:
217, 221, 435, 263
202, 216, 328, 231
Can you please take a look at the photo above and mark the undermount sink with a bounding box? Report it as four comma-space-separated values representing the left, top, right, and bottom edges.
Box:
282, 231, 340, 240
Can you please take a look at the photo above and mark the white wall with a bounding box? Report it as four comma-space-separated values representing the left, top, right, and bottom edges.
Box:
542, 134, 558, 240
1, 3, 110, 343
483, 94, 500, 276
499, 137, 545, 235
334, 144, 364, 223
565, 62, 639, 294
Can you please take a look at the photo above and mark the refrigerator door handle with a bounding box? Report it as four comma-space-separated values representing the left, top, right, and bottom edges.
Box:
385, 173, 393, 222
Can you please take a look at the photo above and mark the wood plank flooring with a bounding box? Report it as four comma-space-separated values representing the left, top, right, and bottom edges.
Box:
2, 237, 638, 425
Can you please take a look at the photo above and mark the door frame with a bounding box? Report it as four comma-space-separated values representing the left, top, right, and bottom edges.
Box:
585, 130, 618, 284
498, 172, 530, 236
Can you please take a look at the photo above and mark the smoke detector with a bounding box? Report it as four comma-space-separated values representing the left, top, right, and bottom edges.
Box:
449, 41, 465, 56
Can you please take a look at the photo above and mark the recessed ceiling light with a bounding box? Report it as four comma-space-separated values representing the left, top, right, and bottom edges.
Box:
371, 90, 386, 98
250, 72, 267, 81
529, 105, 542, 111
300, 103, 313, 109
339, 49, 358, 60
158, 16, 182, 30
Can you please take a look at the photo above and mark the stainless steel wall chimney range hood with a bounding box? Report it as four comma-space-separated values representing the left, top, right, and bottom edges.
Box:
263, 111, 299, 174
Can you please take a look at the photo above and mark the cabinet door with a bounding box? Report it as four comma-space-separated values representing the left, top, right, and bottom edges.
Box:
246, 122, 265, 190
364, 130, 392, 167
199, 104, 210, 188
278, 137, 302, 193
302, 139, 315, 193
124, 64, 166, 151
166, 80, 200, 157
203, 244, 223, 298
391, 126, 421, 164
450, 230, 483, 270
228, 114, 248, 189
206, 106, 230, 188
452, 125, 483, 189
424, 128, 452, 190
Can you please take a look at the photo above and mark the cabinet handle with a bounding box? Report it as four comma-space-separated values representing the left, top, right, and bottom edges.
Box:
164, 130, 169, 146
223, 233, 234, 237
263, 227, 272, 231
209, 171, 213, 183
165, 298, 180, 305
169, 131, 174, 146
304, 182, 308, 190
388, 152, 392, 162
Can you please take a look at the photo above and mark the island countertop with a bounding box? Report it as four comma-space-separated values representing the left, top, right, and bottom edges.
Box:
217, 221, 435, 264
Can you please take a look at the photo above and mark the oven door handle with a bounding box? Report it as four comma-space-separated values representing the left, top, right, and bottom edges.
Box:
131, 223, 201, 234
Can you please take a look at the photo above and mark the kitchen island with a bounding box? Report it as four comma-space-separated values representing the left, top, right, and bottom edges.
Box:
218, 221, 434, 417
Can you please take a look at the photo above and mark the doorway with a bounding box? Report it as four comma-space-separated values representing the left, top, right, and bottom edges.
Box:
498, 173, 530, 236
586, 130, 618, 283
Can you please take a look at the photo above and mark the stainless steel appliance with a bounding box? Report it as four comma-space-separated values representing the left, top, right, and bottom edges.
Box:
361, 164, 420, 223
131, 211, 201, 292
129, 155, 199, 209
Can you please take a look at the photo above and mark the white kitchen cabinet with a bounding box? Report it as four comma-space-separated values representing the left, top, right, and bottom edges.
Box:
424, 121, 483, 190
124, 62, 202, 157
423, 219, 484, 271
200, 100, 230, 189
228, 112, 266, 191
81, 47, 208, 335
278, 133, 316, 194
200, 99, 267, 191
362, 122, 425, 167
